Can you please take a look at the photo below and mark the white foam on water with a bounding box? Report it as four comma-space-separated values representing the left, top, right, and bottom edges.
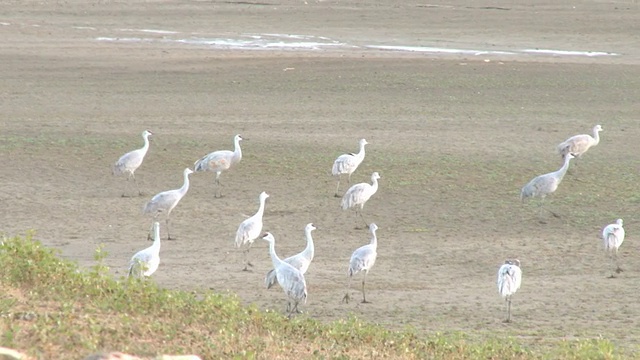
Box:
522, 49, 618, 57
96, 37, 154, 43
0, 22, 10, 26
73, 26, 96, 30
367, 45, 515, 56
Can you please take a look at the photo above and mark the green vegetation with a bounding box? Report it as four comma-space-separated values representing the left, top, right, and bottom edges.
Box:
0, 233, 625, 359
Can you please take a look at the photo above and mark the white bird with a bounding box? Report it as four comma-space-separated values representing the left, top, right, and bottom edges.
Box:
265, 223, 317, 289
520, 153, 574, 222
332, 138, 368, 197
194, 134, 244, 198
342, 223, 378, 304
497, 259, 522, 323
262, 232, 308, 317
235, 191, 269, 271
112, 130, 153, 197
557, 124, 603, 164
128, 221, 162, 278
341, 172, 380, 229
142, 168, 194, 240
602, 218, 625, 277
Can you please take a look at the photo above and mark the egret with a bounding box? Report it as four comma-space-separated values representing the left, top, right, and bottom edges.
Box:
262, 232, 308, 317
520, 154, 574, 222
142, 168, 193, 240
342, 223, 378, 304
497, 259, 522, 323
194, 134, 243, 198
265, 223, 317, 289
112, 130, 153, 197
341, 172, 380, 229
128, 222, 161, 278
235, 191, 269, 271
332, 138, 368, 197
602, 218, 625, 277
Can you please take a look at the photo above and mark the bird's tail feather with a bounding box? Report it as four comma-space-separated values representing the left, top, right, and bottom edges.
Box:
265, 269, 277, 289
194, 157, 206, 172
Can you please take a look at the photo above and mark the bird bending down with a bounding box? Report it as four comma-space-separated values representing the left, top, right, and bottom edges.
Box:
235, 191, 269, 271
262, 232, 308, 317
341, 172, 380, 229
265, 223, 317, 290
142, 168, 194, 240
194, 134, 243, 198
497, 259, 522, 323
128, 222, 162, 278
557, 125, 602, 167
342, 223, 378, 304
332, 138, 368, 197
520, 153, 574, 222
112, 130, 153, 197
602, 218, 625, 278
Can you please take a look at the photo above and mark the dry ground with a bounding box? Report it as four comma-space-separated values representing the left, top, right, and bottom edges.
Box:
2, 0, 640, 353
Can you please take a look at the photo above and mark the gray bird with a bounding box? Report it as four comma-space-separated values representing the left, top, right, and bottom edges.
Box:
142, 168, 193, 240
342, 223, 379, 304
497, 259, 522, 323
194, 134, 243, 198
113, 130, 153, 197
520, 154, 574, 221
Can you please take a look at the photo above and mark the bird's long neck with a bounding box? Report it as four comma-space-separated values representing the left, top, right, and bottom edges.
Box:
151, 226, 161, 253
555, 156, 573, 182
356, 143, 366, 159
233, 138, 242, 163
592, 128, 600, 145
255, 197, 266, 217
179, 171, 191, 194
302, 229, 314, 258
370, 178, 379, 193
268, 240, 283, 269
141, 134, 150, 152
369, 230, 378, 248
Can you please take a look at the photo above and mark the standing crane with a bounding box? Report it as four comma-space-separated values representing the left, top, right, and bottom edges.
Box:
265, 223, 317, 289
497, 259, 522, 323
112, 130, 153, 197
602, 218, 625, 278
341, 172, 380, 229
262, 232, 308, 317
557, 124, 603, 165
142, 168, 194, 240
235, 191, 269, 271
128, 221, 162, 278
342, 223, 378, 304
520, 153, 574, 222
332, 138, 368, 197
194, 134, 244, 198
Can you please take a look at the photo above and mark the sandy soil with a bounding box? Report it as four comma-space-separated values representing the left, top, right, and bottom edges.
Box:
2, 0, 640, 352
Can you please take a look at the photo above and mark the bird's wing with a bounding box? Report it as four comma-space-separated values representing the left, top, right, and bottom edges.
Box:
333, 153, 357, 174
342, 183, 369, 207
235, 218, 261, 246
513, 266, 522, 291
559, 134, 591, 154
349, 245, 375, 274
265, 269, 278, 289
196, 150, 234, 171
278, 265, 307, 301
144, 190, 178, 213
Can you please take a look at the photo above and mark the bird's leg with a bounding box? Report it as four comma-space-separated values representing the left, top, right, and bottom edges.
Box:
132, 173, 142, 196
358, 210, 370, 230
504, 297, 512, 323
242, 248, 253, 271
166, 218, 175, 240
354, 210, 364, 230
214, 175, 224, 198
334, 175, 342, 198
361, 273, 370, 303
122, 173, 131, 197
615, 252, 623, 274
342, 276, 352, 303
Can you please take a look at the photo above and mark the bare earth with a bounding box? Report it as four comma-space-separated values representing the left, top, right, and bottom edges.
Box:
2, 0, 640, 353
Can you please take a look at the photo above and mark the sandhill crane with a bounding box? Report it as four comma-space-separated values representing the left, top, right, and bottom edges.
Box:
341, 172, 380, 229
265, 223, 317, 289
128, 222, 162, 278
332, 138, 368, 197
142, 168, 194, 240
497, 259, 522, 323
262, 232, 308, 317
112, 130, 153, 197
235, 191, 269, 271
194, 134, 243, 198
520, 153, 574, 222
342, 223, 378, 304
602, 218, 625, 278
557, 125, 602, 166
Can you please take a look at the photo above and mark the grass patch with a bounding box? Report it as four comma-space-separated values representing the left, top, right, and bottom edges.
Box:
0, 233, 628, 359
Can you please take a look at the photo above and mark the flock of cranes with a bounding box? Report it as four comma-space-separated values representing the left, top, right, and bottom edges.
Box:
115, 125, 621, 321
